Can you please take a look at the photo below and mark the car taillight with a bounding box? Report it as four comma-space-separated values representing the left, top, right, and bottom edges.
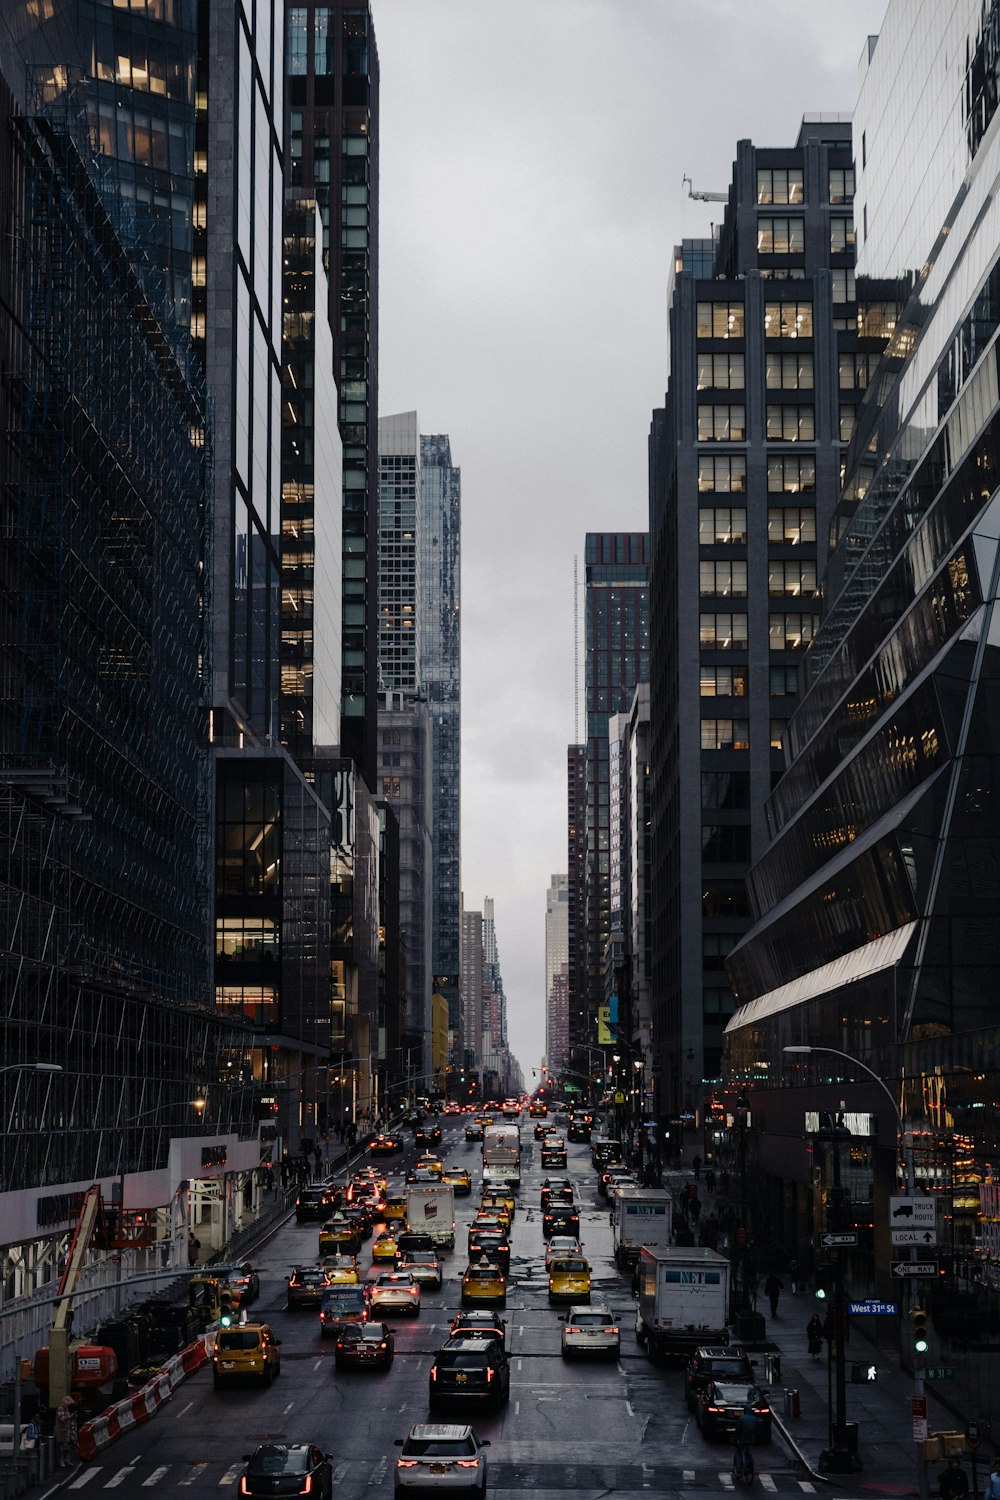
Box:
397, 1460, 418, 1468
606, 1327, 619, 1335
486, 1367, 494, 1381
456, 1460, 480, 1469
240, 1481, 251, 1496
299, 1480, 313, 1496
430, 1367, 437, 1380
565, 1326, 579, 1334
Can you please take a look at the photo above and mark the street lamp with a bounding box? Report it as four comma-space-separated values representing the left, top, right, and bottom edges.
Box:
0, 1062, 62, 1077
782, 1046, 913, 1191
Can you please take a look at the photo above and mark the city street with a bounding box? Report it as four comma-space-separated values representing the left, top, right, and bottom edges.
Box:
42, 1117, 809, 1499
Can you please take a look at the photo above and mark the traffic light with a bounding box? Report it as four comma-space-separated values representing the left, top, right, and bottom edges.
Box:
219, 1290, 234, 1328
814, 1263, 836, 1301
912, 1305, 928, 1353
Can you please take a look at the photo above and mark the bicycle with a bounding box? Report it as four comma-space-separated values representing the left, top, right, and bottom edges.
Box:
733, 1441, 755, 1486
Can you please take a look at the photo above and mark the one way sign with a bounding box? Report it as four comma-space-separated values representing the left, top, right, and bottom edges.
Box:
891, 1260, 938, 1277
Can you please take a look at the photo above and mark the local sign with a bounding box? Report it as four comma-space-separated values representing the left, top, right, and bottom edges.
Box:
912, 1394, 928, 1442
891, 1227, 938, 1246
924, 1367, 956, 1380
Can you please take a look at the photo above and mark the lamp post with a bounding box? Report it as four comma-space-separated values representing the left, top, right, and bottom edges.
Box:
0, 1062, 62, 1077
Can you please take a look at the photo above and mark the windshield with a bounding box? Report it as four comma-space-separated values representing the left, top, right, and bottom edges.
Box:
377, 1273, 414, 1286
551, 1260, 587, 1274
713, 1384, 762, 1404
248, 1448, 307, 1475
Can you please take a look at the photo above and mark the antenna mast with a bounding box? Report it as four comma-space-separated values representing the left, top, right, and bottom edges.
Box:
574, 555, 579, 743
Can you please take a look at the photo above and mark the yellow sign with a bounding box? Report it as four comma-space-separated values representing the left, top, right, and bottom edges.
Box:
597, 1006, 613, 1044
614, 1091, 625, 1105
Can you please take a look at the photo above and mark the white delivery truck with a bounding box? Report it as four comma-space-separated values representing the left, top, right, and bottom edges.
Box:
405, 1182, 455, 1250
482, 1123, 521, 1191
612, 1188, 673, 1270
635, 1245, 731, 1360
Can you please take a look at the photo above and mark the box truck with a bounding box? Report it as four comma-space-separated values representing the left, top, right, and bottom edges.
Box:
612, 1188, 673, 1270
635, 1245, 731, 1360
405, 1182, 455, 1250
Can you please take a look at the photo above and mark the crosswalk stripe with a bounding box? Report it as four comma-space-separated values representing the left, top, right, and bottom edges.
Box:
69, 1472, 100, 1490
760, 1475, 777, 1491
368, 1455, 388, 1486
179, 1463, 209, 1486
333, 1461, 350, 1483
683, 1470, 696, 1483
219, 1465, 243, 1485
105, 1468, 135, 1489
719, 1473, 735, 1490
142, 1469, 169, 1487
799, 1484, 817, 1493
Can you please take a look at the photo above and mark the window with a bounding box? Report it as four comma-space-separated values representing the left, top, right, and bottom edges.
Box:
700, 613, 748, 650
702, 824, 752, 859
287, 7, 309, 73
700, 720, 750, 751
698, 455, 747, 493
757, 167, 804, 205
857, 301, 899, 338
839, 352, 880, 389
768, 560, 818, 596
697, 301, 745, 339
831, 268, 856, 304
769, 613, 818, 650
697, 353, 745, 390
701, 771, 751, 808
767, 457, 816, 493
764, 302, 813, 338
829, 166, 855, 203
699, 507, 747, 544
703, 933, 737, 970
767, 507, 816, 545
767, 405, 815, 441
313, 8, 332, 73
703, 883, 750, 918
766, 353, 814, 389
700, 667, 748, 697
770, 719, 789, 749
698, 405, 746, 441
700, 560, 747, 596
757, 217, 804, 255
704, 987, 738, 1019
830, 217, 855, 254
769, 665, 799, 696
839, 404, 856, 441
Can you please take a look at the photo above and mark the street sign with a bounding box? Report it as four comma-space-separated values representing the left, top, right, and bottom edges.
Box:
891, 1227, 938, 1246
890, 1196, 935, 1227
924, 1367, 956, 1380
819, 1231, 859, 1248
891, 1260, 939, 1278
913, 1394, 928, 1443
848, 1299, 899, 1315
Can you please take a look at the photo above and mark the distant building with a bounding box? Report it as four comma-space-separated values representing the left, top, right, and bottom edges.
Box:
545, 876, 570, 1074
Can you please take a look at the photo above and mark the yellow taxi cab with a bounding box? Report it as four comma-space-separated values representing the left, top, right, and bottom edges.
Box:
461, 1256, 507, 1307
372, 1230, 399, 1263
548, 1254, 591, 1304
212, 1322, 281, 1387
415, 1153, 444, 1179
474, 1113, 495, 1127
383, 1193, 406, 1222
322, 1253, 360, 1283
482, 1188, 515, 1222
478, 1196, 512, 1232
319, 1214, 362, 1255
442, 1167, 472, 1196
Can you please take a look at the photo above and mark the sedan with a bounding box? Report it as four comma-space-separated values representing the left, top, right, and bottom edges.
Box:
414, 1124, 443, 1147
534, 1121, 557, 1141
370, 1271, 421, 1317
215, 1261, 260, 1306
321, 1253, 360, 1284
335, 1321, 395, 1370
561, 1304, 620, 1359
540, 1179, 574, 1210
697, 1381, 772, 1442
545, 1234, 583, 1267
240, 1442, 332, 1498
399, 1250, 443, 1289
394, 1425, 490, 1496
461, 1259, 506, 1306
370, 1134, 403, 1156
541, 1142, 568, 1169
287, 1266, 330, 1308
464, 1122, 484, 1142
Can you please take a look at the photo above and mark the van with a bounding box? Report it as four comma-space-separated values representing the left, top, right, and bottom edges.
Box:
212, 1323, 281, 1386
548, 1256, 591, 1304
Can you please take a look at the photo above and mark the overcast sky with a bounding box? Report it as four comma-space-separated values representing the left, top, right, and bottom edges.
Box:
369, 0, 887, 1081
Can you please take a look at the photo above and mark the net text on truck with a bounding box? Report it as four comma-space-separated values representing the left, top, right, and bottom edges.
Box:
482, 1124, 521, 1190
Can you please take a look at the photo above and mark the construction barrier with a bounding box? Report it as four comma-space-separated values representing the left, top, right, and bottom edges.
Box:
76, 1333, 212, 1460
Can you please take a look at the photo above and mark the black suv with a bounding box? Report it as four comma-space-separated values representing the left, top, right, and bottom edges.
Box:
429, 1336, 511, 1412
414, 1123, 442, 1147
240, 1443, 332, 1498
684, 1345, 754, 1410
543, 1202, 580, 1239
296, 1185, 337, 1223
467, 1227, 510, 1273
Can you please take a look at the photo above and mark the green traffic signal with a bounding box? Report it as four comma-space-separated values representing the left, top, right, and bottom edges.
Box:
912, 1305, 928, 1353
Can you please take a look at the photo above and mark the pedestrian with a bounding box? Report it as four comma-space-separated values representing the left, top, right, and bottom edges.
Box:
55, 1396, 77, 1467
689, 1195, 702, 1224
336, 1119, 344, 1144
764, 1271, 784, 1318
347, 1121, 357, 1148
705, 1168, 716, 1193
788, 1257, 800, 1294
187, 1229, 200, 1267
982, 1462, 1000, 1500
692, 1153, 702, 1178
806, 1313, 823, 1361
939, 1457, 969, 1500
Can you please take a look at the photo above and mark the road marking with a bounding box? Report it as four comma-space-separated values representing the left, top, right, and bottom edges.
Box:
514, 1401, 520, 1415
799, 1484, 816, 1493
641, 1461, 654, 1487
220, 1464, 243, 1485
368, 1456, 388, 1486
517, 1358, 522, 1370
333, 1461, 350, 1483
283, 1401, 295, 1414
313, 1357, 323, 1371
174, 1401, 194, 1420
760, 1475, 777, 1491
105, 1469, 135, 1489
617, 1360, 625, 1375
719, 1473, 735, 1490
626, 1400, 636, 1416
142, 1468, 170, 1487
179, 1463, 209, 1486
683, 1470, 696, 1483
69, 1472, 100, 1490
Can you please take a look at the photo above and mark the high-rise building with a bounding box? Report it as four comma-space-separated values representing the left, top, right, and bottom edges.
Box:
607, 685, 653, 1096
460, 903, 484, 1077
419, 434, 462, 1058
648, 120, 865, 1120
286, 1, 380, 789
581, 534, 649, 1048
566, 743, 588, 1062
723, 2, 1000, 1320
545, 875, 570, 1073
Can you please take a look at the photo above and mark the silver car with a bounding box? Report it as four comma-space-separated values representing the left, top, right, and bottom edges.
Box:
560, 1304, 620, 1359
399, 1250, 442, 1289
394, 1424, 490, 1496
370, 1270, 421, 1317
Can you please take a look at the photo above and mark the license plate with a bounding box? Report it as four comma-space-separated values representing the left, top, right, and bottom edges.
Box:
220, 1361, 235, 1369
456, 1373, 467, 1383
429, 1464, 447, 1474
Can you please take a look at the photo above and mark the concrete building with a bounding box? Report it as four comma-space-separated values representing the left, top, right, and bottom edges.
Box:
545, 875, 570, 1074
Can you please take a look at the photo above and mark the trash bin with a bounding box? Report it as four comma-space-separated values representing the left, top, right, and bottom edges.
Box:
843, 1423, 859, 1455
764, 1352, 782, 1385
783, 1388, 800, 1418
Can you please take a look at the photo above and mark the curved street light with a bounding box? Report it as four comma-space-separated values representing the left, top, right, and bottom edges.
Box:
782, 1044, 913, 1190
0, 1062, 62, 1077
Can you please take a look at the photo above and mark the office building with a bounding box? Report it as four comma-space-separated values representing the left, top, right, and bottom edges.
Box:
607, 685, 653, 1102
565, 743, 588, 1070
545, 875, 570, 1074
649, 120, 866, 1121
723, 3, 1000, 1340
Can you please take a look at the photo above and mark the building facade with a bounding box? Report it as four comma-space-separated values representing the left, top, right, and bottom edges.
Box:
545, 875, 570, 1074
648, 120, 866, 1123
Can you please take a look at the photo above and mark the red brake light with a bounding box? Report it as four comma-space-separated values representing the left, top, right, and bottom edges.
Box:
240, 1481, 251, 1496
606, 1327, 619, 1335
456, 1460, 480, 1469
300, 1479, 313, 1496
486, 1367, 494, 1381
430, 1367, 437, 1380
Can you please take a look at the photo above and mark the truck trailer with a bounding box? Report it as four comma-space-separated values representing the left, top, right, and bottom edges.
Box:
611, 1187, 673, 1270
635, 1245, 731, 1360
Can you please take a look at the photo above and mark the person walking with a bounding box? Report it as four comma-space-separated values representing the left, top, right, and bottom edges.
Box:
692, 1153, 702, 1179
55, 1396, 78, 1468
806, 1312, 824, 1361
764, 1271, 784, 1318
788, 1257, 801, 1294
705, 1168, 716, 1194
187, 1229, 200, 1267
938, 1457, 969, 1500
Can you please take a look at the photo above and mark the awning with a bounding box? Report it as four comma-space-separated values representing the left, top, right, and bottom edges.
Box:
723, 921, 917, 1034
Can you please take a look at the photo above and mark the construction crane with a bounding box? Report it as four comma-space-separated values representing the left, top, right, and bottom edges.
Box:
48, 1184, 104, 1407
682, 174, 729, 204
